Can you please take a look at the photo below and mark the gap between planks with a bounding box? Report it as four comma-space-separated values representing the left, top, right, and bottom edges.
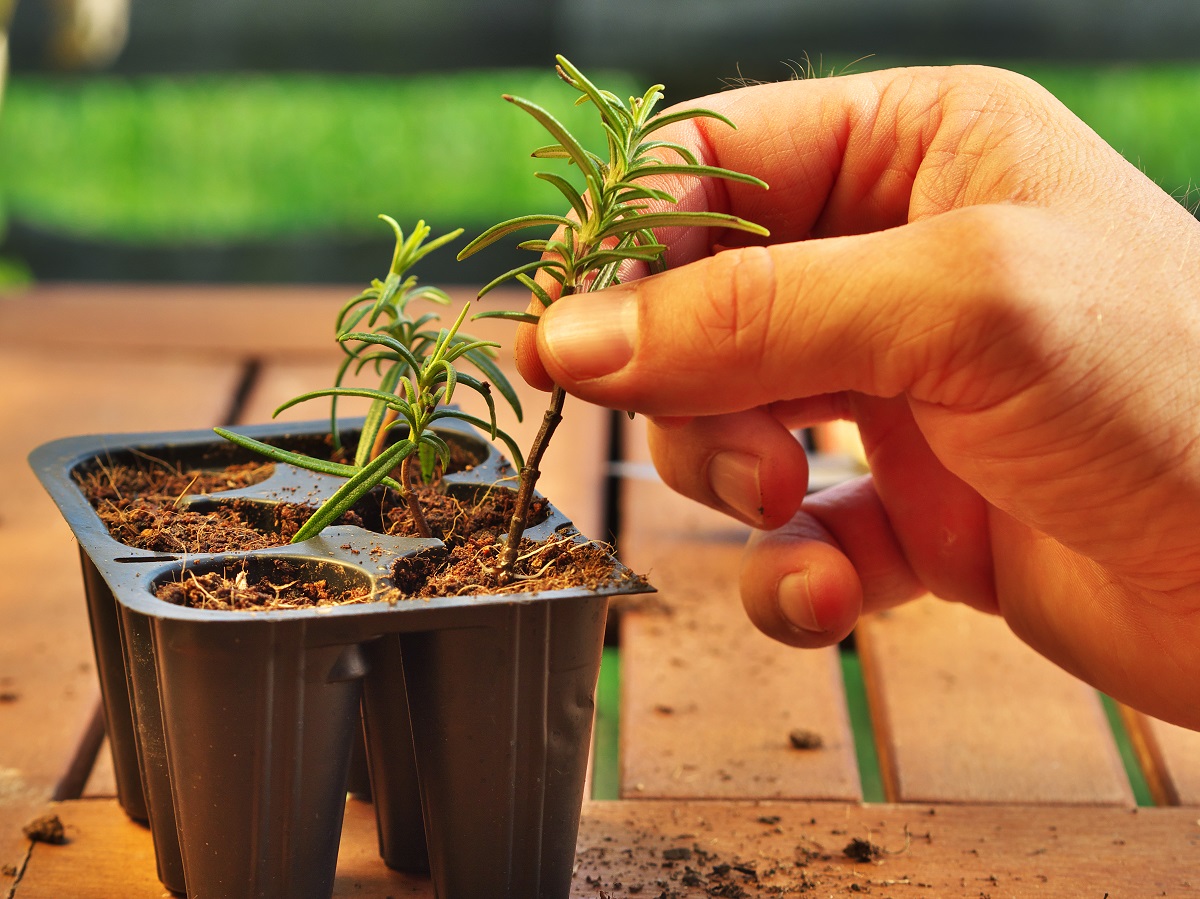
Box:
615, 416, 861, 801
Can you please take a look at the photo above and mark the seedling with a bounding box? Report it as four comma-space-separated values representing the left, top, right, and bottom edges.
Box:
217, 217, 522, 542
459, 55, 770, 576
215, 58, 768, 583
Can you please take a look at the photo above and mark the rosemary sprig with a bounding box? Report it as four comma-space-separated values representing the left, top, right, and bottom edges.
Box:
460, 55, 770, 577
217, 218, 522, 542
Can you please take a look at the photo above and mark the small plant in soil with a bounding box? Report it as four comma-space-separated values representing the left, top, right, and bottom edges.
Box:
209, 58, 768, 598
458, 55, 769, 579
216, 217, 523, 544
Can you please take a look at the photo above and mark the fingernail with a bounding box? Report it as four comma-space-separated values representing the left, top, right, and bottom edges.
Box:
776, 571, 824, 634
708, 451, 764, 524
541, 289, 637, 381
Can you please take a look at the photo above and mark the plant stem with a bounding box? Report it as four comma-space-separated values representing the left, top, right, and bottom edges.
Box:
370, 408, 398, 462
401, 452, 432, 538
497, 283, 578, 579
498, 383, 566, 579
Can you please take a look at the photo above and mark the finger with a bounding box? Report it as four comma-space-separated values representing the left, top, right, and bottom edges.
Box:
514, 301, 554, 391
565, 66, 1106, 263
534, 205, 1053, 418
739, 511, 863, 648
645, 409, 808, 529
740, 475, 929, 648
850, 394, 996, 612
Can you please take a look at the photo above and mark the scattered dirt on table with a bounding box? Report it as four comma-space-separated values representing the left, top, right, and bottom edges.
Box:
842, 838, 884, 864
569, 808, 935, 897
788, 729, 824, 750
22, 814, 66, 845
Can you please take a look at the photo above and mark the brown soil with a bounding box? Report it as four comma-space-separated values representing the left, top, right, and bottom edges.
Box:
842, 837, 884, 863
386, 485, 642, 599
73, 445, 477, 554
156, 559, 371, 611
78, 455, 272, 503
788, 729, 825, 751
97, 495, 351, 554
81, 450, 635, 609
22, 814, 66, 845
383, 481, 539, 542
75, 455, 302, 553
394, 533, 634, 599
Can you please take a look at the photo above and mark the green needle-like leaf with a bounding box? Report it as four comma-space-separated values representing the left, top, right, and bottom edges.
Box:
624, 163, 769, 190
604, 211, 771, 238
472, 309, 542, 325
535, 172, 589, 222
212, 428, 404, 493
642, 106, 739, 136
273, 386, 414, 416
476, 259, 562, 299
291, 438, 417, 543
463, 347, 522, 422
429, 409, 525, 469
458, 214, 576, 259
504, 93, 603, 207
514, 273, 554, 308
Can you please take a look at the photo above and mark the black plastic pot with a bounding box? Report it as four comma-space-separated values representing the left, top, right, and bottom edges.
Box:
29, 418, 651, 899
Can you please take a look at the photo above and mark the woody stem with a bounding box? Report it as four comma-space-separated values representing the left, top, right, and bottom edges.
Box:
401, 452, 432, 539
498, 384, 565, 578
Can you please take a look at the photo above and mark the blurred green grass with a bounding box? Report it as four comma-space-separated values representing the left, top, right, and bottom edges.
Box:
1018, 63, 1200, 202
0, 64, 1196, 252
0, 69, 637, 243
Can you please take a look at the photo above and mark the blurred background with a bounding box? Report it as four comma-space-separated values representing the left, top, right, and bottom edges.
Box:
1, 0, 1198, 287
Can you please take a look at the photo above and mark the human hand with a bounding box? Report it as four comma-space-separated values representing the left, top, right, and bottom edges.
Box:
514, 65, 1200, 729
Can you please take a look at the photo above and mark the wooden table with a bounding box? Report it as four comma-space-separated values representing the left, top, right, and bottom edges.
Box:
2, 284, 1198, 898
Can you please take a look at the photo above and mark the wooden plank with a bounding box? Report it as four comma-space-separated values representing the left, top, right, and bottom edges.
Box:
14, 797, 1200, 897
0, 336, 246, 885
857, 597, 1133, 805
1123, 708, 1200, 806
81, 737, 118, 801
0, 283, 528, 358
616, 418, 860, 801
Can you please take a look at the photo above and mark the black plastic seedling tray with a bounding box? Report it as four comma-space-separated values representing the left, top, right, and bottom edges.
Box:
30, 418, 652, 899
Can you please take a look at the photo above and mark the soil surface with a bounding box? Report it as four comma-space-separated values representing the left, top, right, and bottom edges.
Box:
387, 484, 642, 598
74, 440, 478, 554
156, 559, 371, 611
75, 455, 301, 553
395, 531, 631, 599
80, 448, 638, 610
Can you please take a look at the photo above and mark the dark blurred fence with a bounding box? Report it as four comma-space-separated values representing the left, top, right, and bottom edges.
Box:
11, 0, 1200, 90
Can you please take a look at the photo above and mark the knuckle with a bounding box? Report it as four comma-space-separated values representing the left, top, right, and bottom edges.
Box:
912, 205, 1057, 404
691, 246, 782, 366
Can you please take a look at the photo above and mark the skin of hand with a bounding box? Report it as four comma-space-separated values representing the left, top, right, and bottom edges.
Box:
512, 65, 1200, 730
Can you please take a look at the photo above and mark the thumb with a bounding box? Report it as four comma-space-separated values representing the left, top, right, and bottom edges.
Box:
535, 206, 1043, 417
